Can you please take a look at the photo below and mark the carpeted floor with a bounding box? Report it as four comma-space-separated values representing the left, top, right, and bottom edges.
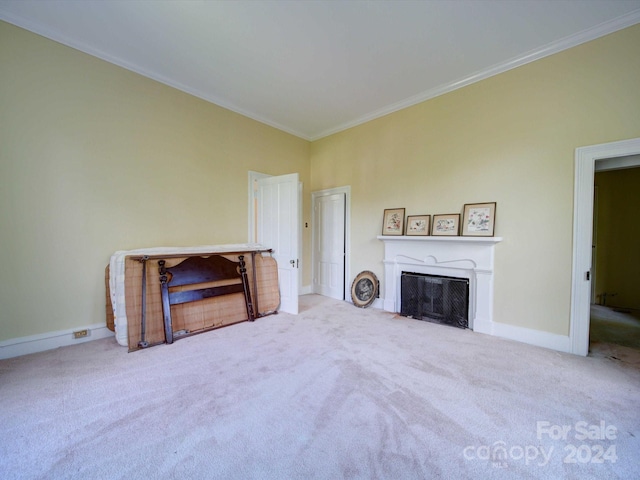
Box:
1, 295, 638, 479
590, 304, 640, 357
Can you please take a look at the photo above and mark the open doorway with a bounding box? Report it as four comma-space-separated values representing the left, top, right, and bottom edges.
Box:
571, 138, 640, 356
589, 165, 640, 356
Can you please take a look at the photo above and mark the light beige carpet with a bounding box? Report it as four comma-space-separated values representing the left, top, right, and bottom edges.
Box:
590, 304, 640, 354
1, 295, 638, 479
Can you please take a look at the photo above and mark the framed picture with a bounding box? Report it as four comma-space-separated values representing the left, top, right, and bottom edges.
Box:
350, 271, 379, 308
405, 215, 431, 236
462, 202, 497, 236
432, 214, 460, 236
382, 208, 405, 236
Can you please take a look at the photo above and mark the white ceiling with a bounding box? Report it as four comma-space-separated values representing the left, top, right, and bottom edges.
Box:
1, 1, 639, 140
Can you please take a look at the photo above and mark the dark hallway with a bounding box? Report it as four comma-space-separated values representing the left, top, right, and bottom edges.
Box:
589, 304, 640, 362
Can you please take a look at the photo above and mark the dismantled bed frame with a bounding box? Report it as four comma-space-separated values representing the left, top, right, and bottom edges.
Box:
134, 250, 272, 346
106, 246, 279, 351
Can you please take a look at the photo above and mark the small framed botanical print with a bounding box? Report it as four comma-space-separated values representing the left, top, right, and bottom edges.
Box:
462, 202, 496, 236
405, 215, 430, 236
382, 208, 405, 236
432, 214, 460, 236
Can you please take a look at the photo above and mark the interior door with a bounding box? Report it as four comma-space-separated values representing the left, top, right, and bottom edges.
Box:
314, 192, 345, 300
256, 173, 299, 314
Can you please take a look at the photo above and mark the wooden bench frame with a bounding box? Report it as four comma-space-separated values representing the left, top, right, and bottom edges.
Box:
158, 255, 254, 344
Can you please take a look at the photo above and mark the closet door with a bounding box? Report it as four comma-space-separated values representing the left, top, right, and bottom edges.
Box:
313, 192, 345, 300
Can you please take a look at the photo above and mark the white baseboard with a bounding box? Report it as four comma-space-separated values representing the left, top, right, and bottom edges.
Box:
378, 296, 572, 354
300, 284, 313, 295
0, 323, 115, 360
371, 298, 385, 310
344, 296, 384, 310
489, 321, 572, 353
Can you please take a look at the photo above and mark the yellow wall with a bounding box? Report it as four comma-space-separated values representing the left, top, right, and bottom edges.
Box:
0, 22, 310, 341
2, 20, 640, 343
310, 24, 640, 336
594, 167, 640, 310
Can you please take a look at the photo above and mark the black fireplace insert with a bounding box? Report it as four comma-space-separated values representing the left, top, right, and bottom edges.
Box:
400, 272, 469, 328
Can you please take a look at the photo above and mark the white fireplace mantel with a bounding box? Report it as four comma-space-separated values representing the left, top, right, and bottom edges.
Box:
377, 235, 502, 334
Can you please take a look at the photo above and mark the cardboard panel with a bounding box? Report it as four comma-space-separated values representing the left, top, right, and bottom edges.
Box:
105, 265, 115, 332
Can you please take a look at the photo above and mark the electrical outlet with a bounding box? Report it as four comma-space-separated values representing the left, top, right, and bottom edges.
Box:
73, 329, 89, 339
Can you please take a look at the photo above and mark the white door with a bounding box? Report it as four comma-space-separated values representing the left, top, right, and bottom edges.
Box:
256, 173, 299, 314
313, 193, 345, 300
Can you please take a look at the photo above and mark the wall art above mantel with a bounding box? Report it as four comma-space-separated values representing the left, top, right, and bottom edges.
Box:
382, 201, 497, 238
461, 202, 497, 237
382, 208, 405, 235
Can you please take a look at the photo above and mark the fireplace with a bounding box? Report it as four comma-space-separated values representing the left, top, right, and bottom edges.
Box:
400, 272, 469, 328
378, 235, 502, 334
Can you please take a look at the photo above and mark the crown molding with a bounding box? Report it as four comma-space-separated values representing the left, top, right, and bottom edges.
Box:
0, 10, 313, 140
310, 9, 640, 141
2, 7, 639, 142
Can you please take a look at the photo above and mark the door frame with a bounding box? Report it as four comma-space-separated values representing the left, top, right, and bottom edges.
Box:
570, 137, 640, 355
248, 171, 271, 243
590, 185, 598, 304
311, 186, 351, 302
